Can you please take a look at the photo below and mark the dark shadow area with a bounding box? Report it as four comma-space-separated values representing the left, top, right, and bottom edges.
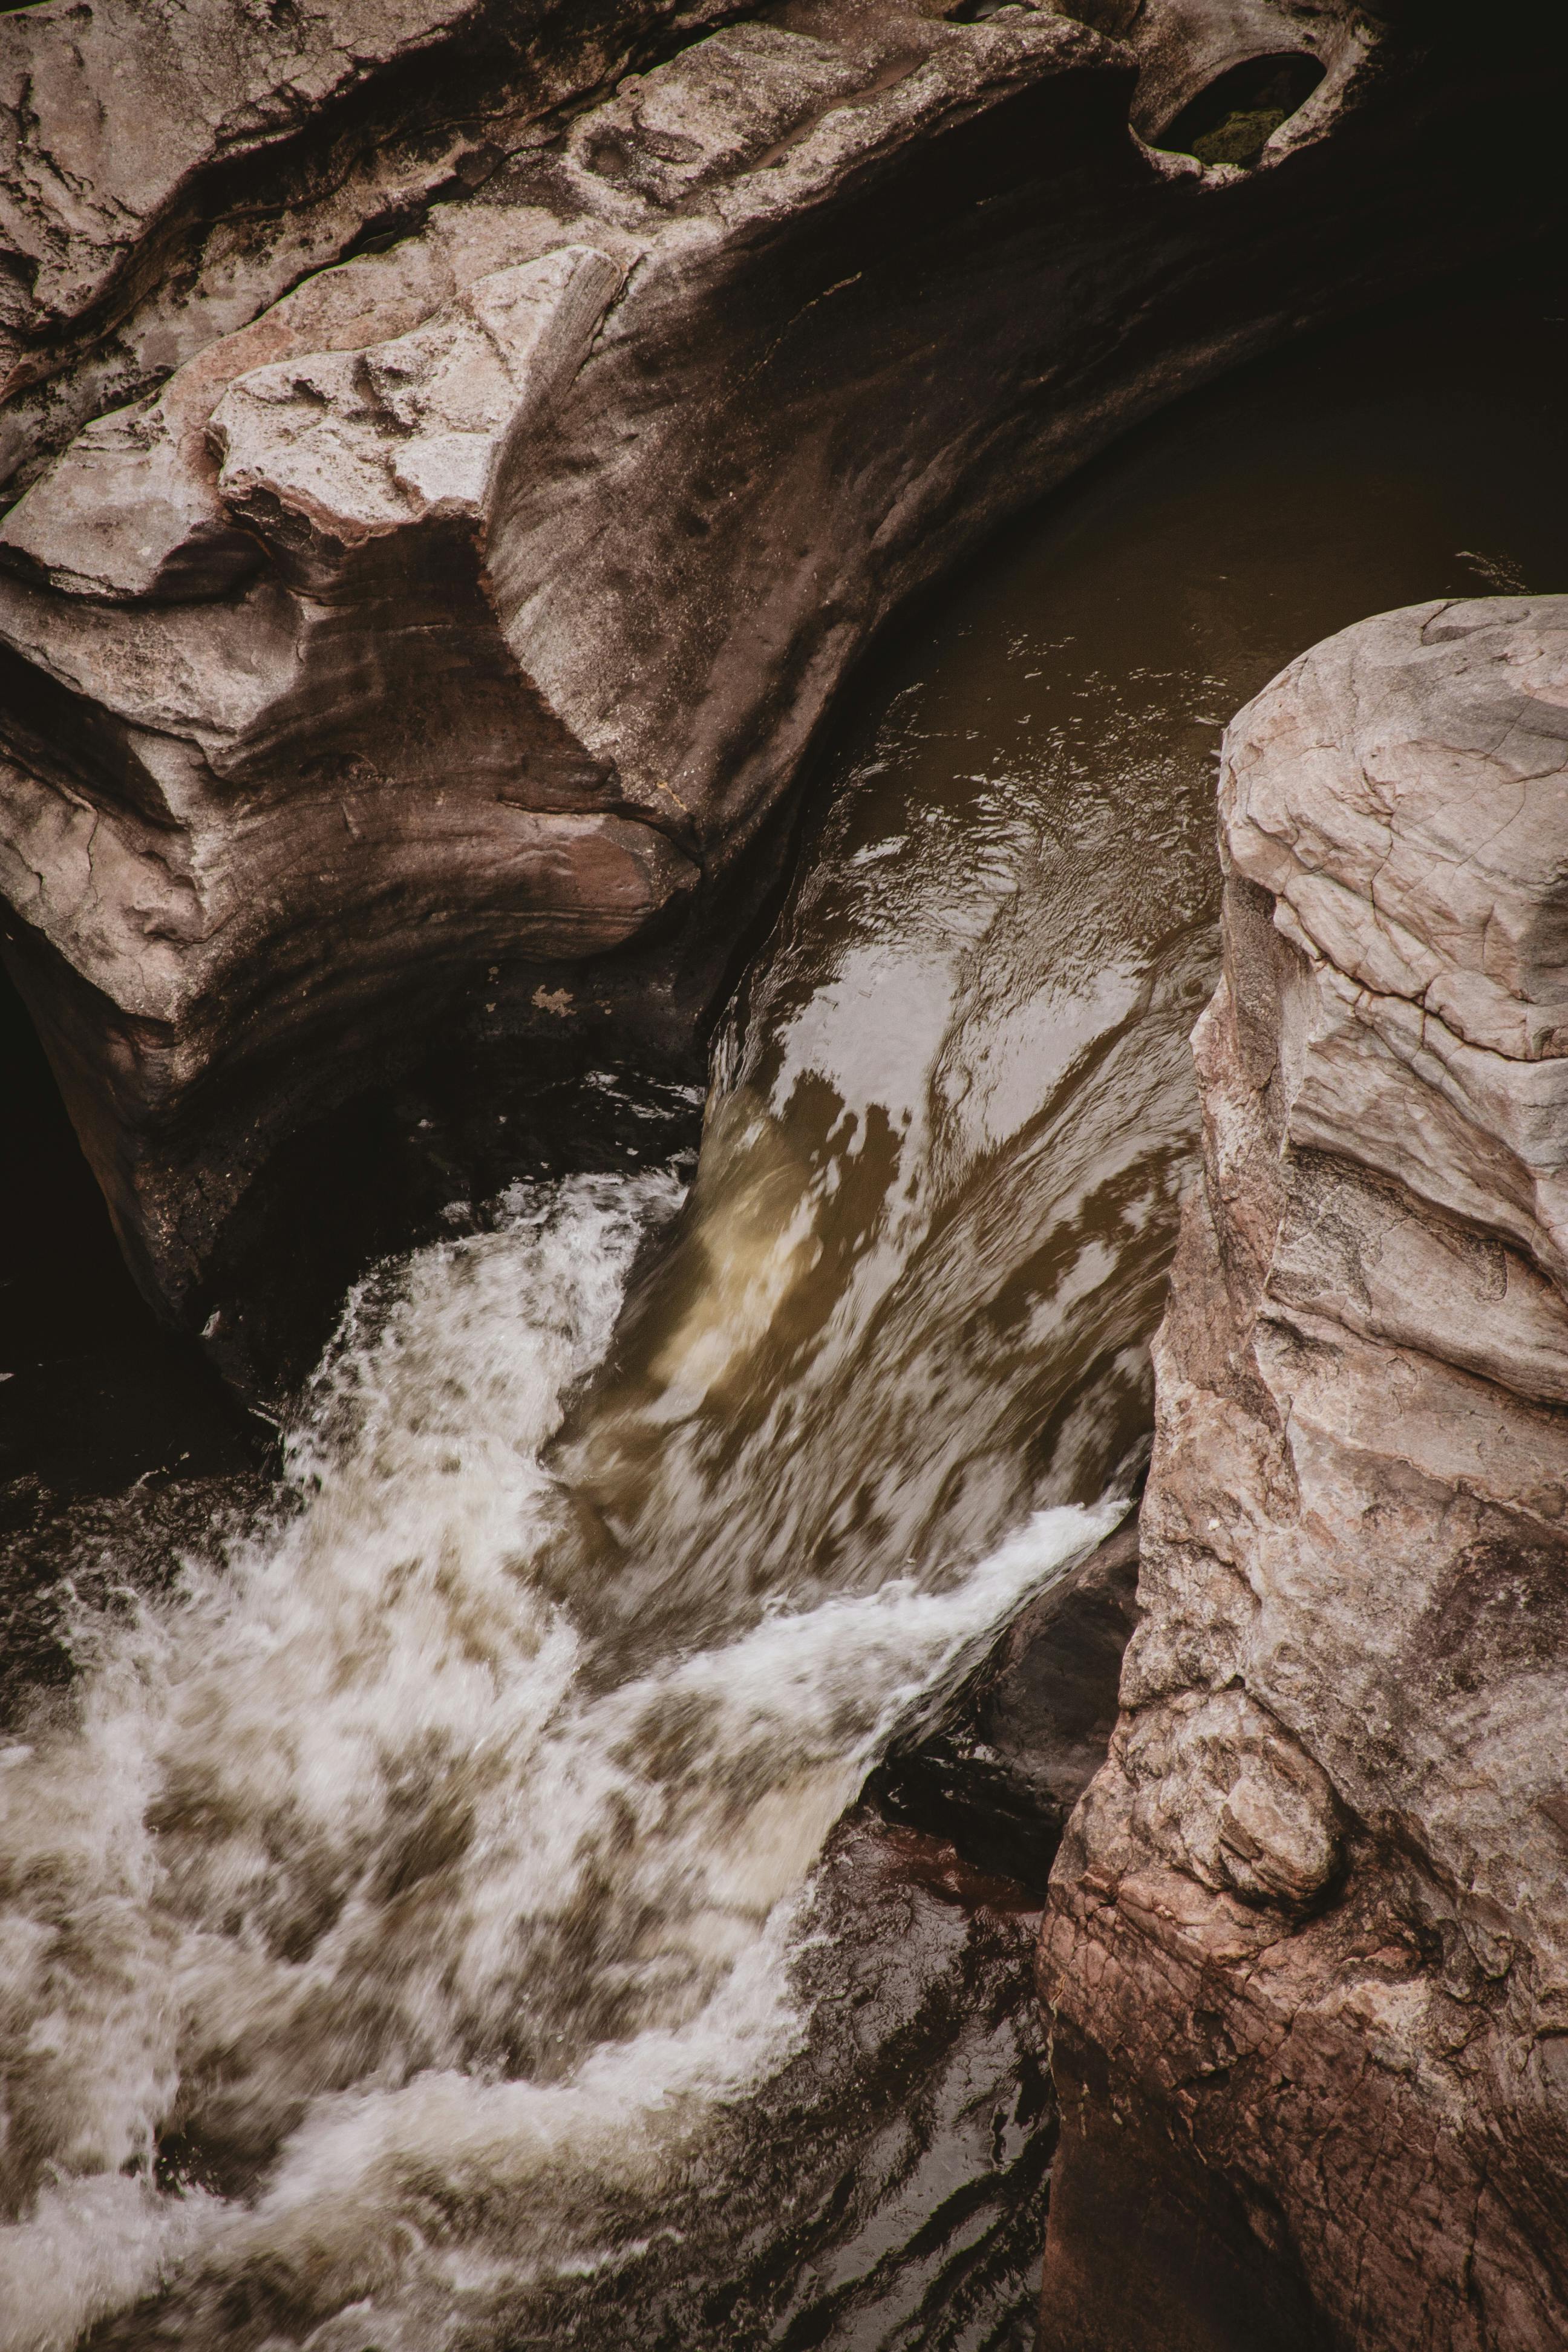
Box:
798, 247, 1568, 785
0, 958, 262, 1532
1157, 53, 1326, 168
1, 961, 269, 1716
193, 1041, 706, 1400
159, 796, 814, 1405
1040, 2024, 1334, 2352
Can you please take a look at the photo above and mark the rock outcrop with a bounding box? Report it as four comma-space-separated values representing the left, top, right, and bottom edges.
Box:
0, 0, 740, 495
2, 0, 1563, 1389
874, 1518, 1143, 1887
1039, 597, 1568, 2350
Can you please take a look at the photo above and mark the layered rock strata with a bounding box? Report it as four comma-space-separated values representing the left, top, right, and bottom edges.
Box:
0, 0, 738, 494
1, 0, 1565, 1382
1040, 596, 1568, 2351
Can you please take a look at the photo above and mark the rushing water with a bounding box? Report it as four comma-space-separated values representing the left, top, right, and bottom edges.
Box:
2, 279, 1567, 2349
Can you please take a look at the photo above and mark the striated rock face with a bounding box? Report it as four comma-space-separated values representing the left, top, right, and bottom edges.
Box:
2, 0, 1563, 1385
0, 0, 739, 493
875, 1520, 1143, 1888
1039, 597, 1568, 2351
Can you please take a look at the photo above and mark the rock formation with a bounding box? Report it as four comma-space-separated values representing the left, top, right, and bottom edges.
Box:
0, 0, 738, 492
2, 0, 1562, 1390
1040, 596, 1568, 2351
875, 1518, 1143, 1887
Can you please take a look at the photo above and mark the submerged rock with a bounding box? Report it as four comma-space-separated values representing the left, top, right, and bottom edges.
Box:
1, 0, 1563, 1388
1040, 597, 1568, 2351
871, 1519, 1142, 1889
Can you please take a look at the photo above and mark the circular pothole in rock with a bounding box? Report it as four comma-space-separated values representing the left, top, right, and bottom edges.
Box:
1154, 52, 1327, 169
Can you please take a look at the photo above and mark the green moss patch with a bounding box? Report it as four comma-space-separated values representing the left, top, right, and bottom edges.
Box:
1191, 105, 1289, 168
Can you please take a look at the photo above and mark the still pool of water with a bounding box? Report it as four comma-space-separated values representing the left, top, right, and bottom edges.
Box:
0, 277, 1565, 2348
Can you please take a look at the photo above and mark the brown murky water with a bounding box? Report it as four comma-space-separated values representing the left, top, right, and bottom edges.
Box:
1, 276, 1566, 2348
549, 275, 1568, 1672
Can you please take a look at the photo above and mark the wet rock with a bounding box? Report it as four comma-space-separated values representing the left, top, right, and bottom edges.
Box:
1039, 597, 1568, 2351
671, 1812, 1057, 2352
2, 0, 1565, 1385
870, 1518, 1141, 1888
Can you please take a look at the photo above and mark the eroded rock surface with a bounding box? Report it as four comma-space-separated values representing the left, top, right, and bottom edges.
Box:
0, 0, 737, 492
1039, 597, 1568, 2351
1, 0, 1564, 1385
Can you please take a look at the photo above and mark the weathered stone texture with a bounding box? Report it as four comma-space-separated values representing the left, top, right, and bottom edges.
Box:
0, 0, 736, 491
1040, 598, 1568, 2351
1, 0, 1564, 1385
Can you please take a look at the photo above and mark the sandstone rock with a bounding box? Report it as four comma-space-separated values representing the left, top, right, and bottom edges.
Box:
0, 0, 734, 494
1116, 0, 1363, 155
1, 0, 1565, 1386
1040, 598, 1568, 2351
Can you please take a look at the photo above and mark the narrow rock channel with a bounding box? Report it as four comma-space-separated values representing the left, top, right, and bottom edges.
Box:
4, 271, 1568, 2345
4, 4, 1568, 2348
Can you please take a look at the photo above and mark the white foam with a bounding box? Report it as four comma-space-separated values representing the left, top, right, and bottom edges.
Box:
0, 1168, 1120, 2348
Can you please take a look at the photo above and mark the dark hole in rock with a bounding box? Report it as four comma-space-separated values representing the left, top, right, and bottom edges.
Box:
946, 1, 1040, 21
0, 958, 260, 1518
1156, 53, 1326, 169
0, 958, 264, 1716
1058, 0, 1143, 32
341, 200, 433, 260
586, 129, 635, 180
